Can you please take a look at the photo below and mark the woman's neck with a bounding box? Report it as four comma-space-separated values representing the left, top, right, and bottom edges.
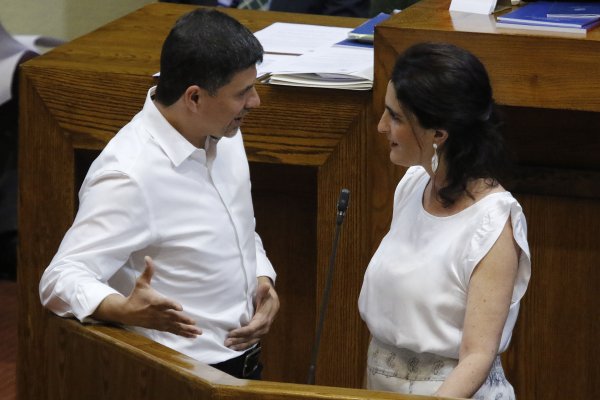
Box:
422, 174, 504, 217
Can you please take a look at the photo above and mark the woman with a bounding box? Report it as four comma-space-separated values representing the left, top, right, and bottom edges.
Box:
358, 42, 531, 399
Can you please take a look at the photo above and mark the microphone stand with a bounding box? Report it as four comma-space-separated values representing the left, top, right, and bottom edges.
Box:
307, 189, 350, 385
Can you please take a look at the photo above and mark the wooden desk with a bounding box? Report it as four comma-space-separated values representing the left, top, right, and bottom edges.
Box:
374, 1, 600, 399
18, 4, 396, 399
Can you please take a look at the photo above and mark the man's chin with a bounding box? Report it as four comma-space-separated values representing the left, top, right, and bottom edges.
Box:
224, 128, 240, 138
227, 121, 243, 136
214, 131, 236, 140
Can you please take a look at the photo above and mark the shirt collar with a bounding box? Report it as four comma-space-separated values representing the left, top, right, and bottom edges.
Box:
142, 86, 204, 167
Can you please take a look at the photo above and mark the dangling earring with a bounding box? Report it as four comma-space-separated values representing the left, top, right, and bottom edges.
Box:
431, 143, 439, 174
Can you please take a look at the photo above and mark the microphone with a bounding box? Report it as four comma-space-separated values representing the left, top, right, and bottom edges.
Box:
307, 188, 351, 385
336, 188, 350, 225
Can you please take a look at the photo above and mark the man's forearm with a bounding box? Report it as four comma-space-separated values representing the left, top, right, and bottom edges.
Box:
91, 293, 127, 324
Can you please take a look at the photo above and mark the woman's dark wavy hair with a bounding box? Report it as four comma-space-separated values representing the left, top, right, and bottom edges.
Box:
155, 9, 263, 105
391, 42, 511, 207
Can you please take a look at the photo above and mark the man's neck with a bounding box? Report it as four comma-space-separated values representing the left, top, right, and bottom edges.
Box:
154, 99, 207, 149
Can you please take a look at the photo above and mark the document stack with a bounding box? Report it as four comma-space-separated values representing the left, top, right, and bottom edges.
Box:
254, 22, 377, 90
496, 1, 600, 34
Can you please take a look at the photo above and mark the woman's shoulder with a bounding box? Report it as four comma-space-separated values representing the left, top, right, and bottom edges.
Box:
394, 166, 429, 202
468, 188, 520, 224
463, 186, 530, 303
397, 166, 428, 190
405, 165, 427, 179
458, 179, 519, 215
465, 186, 528, 256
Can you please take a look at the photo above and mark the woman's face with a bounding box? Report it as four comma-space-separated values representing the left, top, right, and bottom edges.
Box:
378, 81, 433, 168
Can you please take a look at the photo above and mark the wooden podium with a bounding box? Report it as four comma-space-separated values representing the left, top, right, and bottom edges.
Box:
18, 4, 404, 400
374, 1, 600, 400
18, 1, 600, 400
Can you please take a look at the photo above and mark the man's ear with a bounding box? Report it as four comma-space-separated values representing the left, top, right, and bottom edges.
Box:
183, 85, 202, 111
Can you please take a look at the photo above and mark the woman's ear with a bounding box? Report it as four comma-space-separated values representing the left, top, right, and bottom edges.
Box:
434, 129, 449, 146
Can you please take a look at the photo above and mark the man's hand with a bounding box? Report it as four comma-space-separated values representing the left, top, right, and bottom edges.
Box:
225, 276, 279, 351
92, 256, 202, 338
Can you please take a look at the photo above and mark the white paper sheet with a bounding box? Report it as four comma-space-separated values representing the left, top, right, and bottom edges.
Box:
268, 45, 373, 78
253, 22, 351, 55
449, 0, 497, 15
257, 53, 298, 77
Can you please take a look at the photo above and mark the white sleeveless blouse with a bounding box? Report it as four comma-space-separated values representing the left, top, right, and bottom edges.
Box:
358, 166, 531, 359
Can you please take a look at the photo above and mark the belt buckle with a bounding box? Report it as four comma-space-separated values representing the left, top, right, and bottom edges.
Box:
242, 344, 261, 378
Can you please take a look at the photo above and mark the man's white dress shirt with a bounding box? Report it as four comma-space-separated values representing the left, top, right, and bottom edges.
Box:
40, 87, 276, 364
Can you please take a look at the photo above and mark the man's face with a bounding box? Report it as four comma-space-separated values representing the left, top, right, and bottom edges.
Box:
198, 65, 260, 138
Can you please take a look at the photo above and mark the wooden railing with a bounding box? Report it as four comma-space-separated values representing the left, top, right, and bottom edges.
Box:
42, 316, 443, 400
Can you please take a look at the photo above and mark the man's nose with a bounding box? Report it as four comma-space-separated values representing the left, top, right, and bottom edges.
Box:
246, 88, 260, 109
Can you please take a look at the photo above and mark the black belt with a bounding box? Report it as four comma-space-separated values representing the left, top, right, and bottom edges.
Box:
210, 344, 262, 379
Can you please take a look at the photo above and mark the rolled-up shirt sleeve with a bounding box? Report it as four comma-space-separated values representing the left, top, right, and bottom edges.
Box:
39, 170, 154, 322
254, 231, 276, 284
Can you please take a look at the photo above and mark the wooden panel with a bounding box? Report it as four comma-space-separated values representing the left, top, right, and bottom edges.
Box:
40, 316, 444, 400
375, 0, 600, 113
18, 70, 77, 400
315, 98, 371, 387
500, 106, 600, 199
44, 318, 219, 400
244, 84, 368, 166
505, 194, 600, 399
250, 163, 318, 384
500, 106, 600, 170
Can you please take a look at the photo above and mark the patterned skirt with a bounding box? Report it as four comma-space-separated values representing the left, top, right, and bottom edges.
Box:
366, 337, 516, 400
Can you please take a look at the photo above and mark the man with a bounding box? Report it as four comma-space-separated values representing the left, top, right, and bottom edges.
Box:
39, 9, 279, 380
160, 0, 369, 18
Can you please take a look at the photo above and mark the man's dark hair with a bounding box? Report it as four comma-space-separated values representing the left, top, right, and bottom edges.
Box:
391, 42, 511, 207
155, 9, 263, 105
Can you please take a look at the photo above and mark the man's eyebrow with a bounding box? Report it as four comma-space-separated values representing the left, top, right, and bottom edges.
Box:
238, 84, 255, 96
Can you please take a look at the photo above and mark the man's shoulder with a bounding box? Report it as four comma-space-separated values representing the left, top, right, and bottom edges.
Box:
90, 117, 155, 178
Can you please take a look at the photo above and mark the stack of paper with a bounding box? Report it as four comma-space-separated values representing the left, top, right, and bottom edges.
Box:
254, 22, 374, 90
266, 46, 373, 90
496, 1, 600, 34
